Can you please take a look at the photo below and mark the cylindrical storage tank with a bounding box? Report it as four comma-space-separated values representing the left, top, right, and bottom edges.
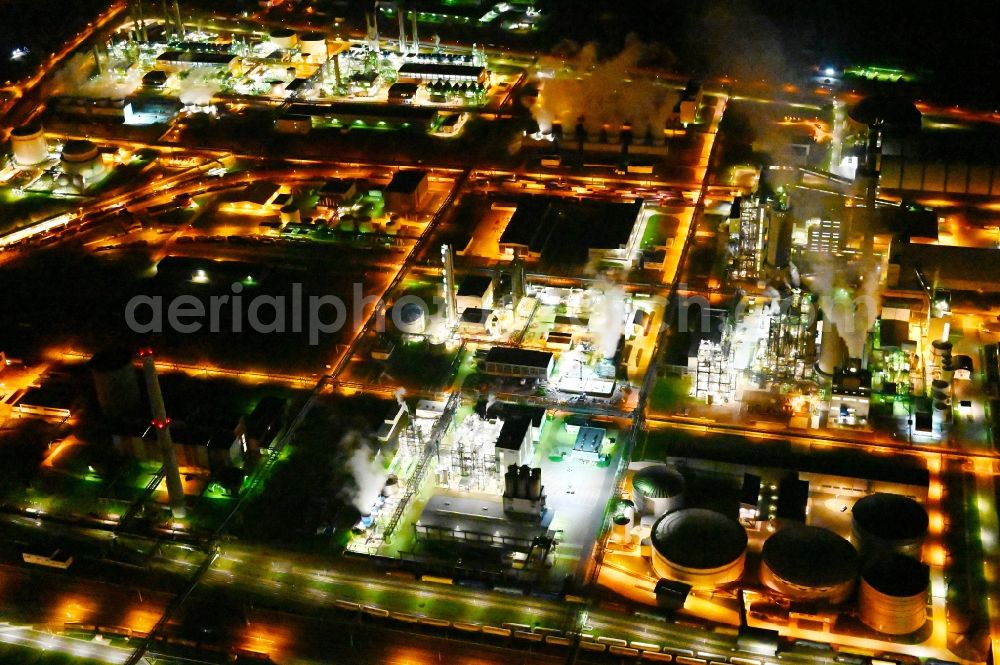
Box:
529, 467, 541, 499
852, 493, 928, 558
61, 139, 104, 181
517, 464, 530, 498
933, 400, 950, 433
382, 474, 400, 497
858, 554, 929, 635
358, 220, 374, 234
10, 122, 48, 166
279, 205, 300, 224
504, 466, 517, 496
619, 499, 635, 527
383, 220, 398, 236
931, 379, 950, 400
940, 361, 954, 383
612, 514, 630, 542
269, 28, 298, 49
339, 218, 356, 233
760, 526, 859, 604
299, 32, 327, 63
931, 340, 952, 361
650, 508, 747, 588
396, 300, 428, 335
631, 464, 685, 516
88, 347, 140, 419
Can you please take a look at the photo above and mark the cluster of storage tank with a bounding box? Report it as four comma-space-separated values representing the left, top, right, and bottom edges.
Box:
759, 492, 930, 635
504, 464, 542, 500
628, 465, 931, 636
631, 465, 750, 587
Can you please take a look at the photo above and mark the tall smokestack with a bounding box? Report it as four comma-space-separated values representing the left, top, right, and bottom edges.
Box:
366, 12, 380, 52
441, 244, 457, 327
410, 8, 419, 54
511, 256, 525, 306
332, 51, 342, 88
136, 0, 148, 42
173, 0, 185, 39
397, 2, 406, 53
139, 349, 186, 518
93, 45, 103, 76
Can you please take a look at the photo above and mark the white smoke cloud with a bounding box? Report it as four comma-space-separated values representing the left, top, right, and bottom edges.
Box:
341, 432, 388, 515
805, 255, 881, 359
177, 69, 222, 106
532, 36, 679, 136
589, 282, 627, 359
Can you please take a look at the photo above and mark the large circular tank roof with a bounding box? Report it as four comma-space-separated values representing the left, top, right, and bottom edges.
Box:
849, 95, 921, 128
61, 139, 98, 162
762, 526, 859, 588
399, 301, 426, 324
853, 493, 928, 541
10, 122, 42, 138
632, 465, 685, 499
862, 554, 929, 597
300, 31, 325, 42
269, 28, 296, 38
651, 508, 747, 570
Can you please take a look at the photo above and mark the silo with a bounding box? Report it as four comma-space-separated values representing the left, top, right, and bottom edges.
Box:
931, 379, 950, 400
88, 347, 140, 419
858, 554, 929, 635
931, 340, 952, 363
851, 493, 928, 558
503, 465, 517, 497
299, 32, 328, 63
650, 509, 747, 587
382, 474, 400, 497
61, 139, 105, 181
269, 28, 298, 50
612, 514, 630, 542
10, 123, 48, 166
760, 526, 859, 604
932, 400, 950, 434
529, 467, 542, 499
517, 464, 530, 498
396, 301, 428, 335
631, 464, 685, 517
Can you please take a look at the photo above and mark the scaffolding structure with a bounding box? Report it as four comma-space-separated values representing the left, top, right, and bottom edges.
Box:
446, 413, 502, 494
693, 335, 735, 403
759, 289, 817, 382
731, 197, 768, 280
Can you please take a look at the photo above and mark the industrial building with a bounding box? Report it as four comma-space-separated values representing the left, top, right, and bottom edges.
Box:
155, 50, 241, 75
384, 169, 429, 214
649, 508, 747, 588
497, 195, 645, 266
397, 62, 488, 85
456, 274, 494, 312
317, 178, 358, 208
482, 347, 554, 380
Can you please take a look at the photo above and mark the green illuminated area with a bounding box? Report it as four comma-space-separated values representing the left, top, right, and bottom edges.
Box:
844, 65, 916, 82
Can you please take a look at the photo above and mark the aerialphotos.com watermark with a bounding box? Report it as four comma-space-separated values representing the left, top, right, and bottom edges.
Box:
124, 282, 445, 345
124, 280, 884, 346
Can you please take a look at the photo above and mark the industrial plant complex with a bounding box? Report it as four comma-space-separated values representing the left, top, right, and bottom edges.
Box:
0, 1, 997, 664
